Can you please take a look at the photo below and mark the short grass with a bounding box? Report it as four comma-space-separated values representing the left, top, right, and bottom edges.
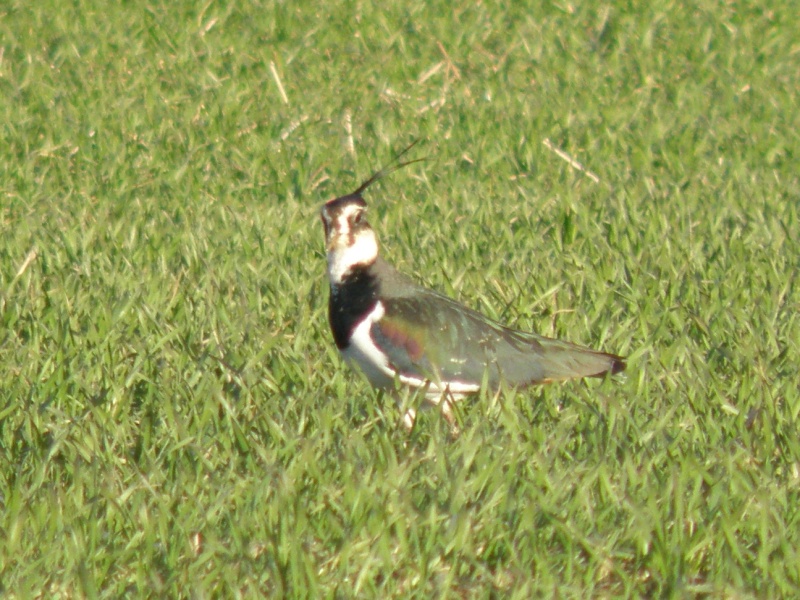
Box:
1, 0, 799, 597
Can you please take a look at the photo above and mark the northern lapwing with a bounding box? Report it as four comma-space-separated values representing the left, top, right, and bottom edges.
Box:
320, 149, 625, 427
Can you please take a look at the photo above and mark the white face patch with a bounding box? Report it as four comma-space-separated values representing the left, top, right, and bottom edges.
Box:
323, 202, 379, 284
327, 228, 378, 284
322, 203, 362, 239
333, 206, 356, 236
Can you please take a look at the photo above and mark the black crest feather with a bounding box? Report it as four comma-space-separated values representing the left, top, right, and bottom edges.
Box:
350, 140, 425, 197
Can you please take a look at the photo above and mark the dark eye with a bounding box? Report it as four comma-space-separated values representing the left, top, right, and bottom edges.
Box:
353, 211, 364, 225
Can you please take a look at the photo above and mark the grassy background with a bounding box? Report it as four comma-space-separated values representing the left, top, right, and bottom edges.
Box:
1, 0, 798, 596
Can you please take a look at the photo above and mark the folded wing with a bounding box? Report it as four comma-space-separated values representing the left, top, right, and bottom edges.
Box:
371, 289, 624, 389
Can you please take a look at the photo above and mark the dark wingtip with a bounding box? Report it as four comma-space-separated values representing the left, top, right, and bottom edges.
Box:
588, 353, 626, 379
609, 355, 626, 375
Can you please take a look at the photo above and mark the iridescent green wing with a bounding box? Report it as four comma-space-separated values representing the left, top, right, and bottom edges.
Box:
372, 290, 623, 387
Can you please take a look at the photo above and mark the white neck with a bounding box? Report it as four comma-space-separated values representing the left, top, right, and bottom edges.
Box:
327, 230, 378, 284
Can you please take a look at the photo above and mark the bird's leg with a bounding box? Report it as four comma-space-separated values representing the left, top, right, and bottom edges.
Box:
396, 384, 426, 431
402, 407, 417, 431
440, 387, 461, 436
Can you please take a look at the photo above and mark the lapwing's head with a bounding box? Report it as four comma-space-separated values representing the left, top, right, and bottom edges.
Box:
320, 193, 378, 284
320, 141, 423, 285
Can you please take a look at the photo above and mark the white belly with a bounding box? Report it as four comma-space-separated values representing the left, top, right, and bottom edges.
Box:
341, 302, 398, 389
340, 301, 480, 401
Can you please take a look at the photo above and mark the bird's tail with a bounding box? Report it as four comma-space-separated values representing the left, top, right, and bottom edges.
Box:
535, 338, 626, 383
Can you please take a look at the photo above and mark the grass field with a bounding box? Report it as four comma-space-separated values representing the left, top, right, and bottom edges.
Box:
1, 0, 799, 596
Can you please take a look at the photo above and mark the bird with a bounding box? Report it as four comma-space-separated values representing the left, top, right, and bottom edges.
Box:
320, 150, 625, 428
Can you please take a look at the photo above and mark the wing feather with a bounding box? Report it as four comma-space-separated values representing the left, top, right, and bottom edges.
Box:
371, 288, 624, 388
